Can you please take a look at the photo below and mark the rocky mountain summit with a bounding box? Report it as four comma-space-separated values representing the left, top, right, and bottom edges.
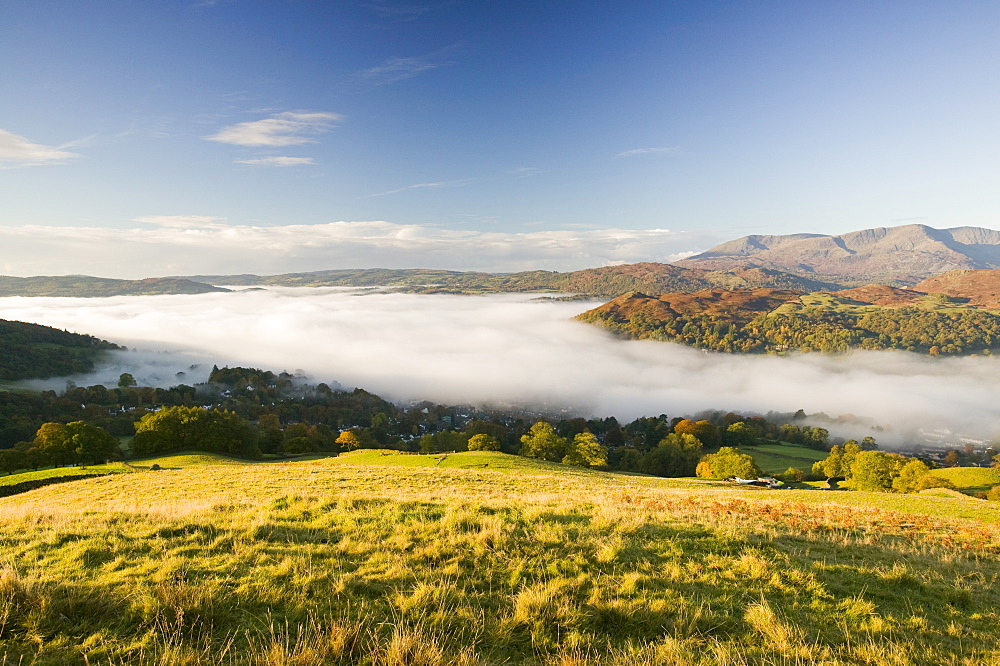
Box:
676, 224, 1000, 285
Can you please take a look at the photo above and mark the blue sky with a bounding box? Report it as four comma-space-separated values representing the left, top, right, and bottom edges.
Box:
1, 0, 998, 277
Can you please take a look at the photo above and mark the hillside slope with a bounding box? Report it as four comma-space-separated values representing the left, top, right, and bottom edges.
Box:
0, 275, 229, 297
577, 286, 1000, 354
184, 263, 842, 298
0, 319, 122, 380
676, 224, 1000, 284
913, 268, 1000, 308
1, 453, 998, 664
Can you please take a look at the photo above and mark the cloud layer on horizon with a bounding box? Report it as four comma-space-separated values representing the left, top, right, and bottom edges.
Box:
2, 289, 998, 444
0, 220, 716, 278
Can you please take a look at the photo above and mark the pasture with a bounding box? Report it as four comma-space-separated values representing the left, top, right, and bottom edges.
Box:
1, 451, 999, 665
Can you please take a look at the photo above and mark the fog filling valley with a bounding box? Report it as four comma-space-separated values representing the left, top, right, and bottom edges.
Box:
1, 288, 997, 445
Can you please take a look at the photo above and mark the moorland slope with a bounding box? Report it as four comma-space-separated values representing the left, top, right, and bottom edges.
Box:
577, 273, 1000, 354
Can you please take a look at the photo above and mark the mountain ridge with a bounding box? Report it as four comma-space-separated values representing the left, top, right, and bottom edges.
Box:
676, 224, 1000, 284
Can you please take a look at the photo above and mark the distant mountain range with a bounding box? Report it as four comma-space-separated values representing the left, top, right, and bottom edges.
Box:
3, 223, 1000, 298
0, 265, 833, 299
0, 276, 228, 298
184, 264, 840, 298
676, 224, 1000, 285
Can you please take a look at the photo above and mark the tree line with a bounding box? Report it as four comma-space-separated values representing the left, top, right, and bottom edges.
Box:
809, 441, 958, 493
0, 365, 882, 480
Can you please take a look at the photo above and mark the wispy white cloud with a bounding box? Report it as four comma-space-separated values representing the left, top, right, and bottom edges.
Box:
0, 220, 723, 278
366, 1, 436, 22
508, 167, 545, 178
0, 129, 80, 167
354, 42, 463, 86
371, 179, 474, 197
235, 156, 316, 167
205, 112, 342, 147
614, 147, 680, 159
358, 55, 444, 86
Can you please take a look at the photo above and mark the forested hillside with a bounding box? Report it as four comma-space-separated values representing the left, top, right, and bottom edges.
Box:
0, 319, 122, 381
578, 288, 1000, 354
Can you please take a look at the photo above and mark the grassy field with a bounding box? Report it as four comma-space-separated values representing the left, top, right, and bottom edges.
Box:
0, 462, 130, 487
743, 442, 827, 474
2, 451, 1000, 665
928, 466, 1000, 494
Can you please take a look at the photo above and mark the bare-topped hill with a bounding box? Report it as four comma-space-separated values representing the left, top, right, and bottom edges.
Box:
913, 269, 1000, 309
676, 224, 1000, 285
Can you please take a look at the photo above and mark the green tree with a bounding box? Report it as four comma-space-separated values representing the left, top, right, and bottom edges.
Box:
914, 474, 957, 492
283, 436, 314, 454
562, 431, 608, 468
117, 372, 137, 389
821, 445, 844, 479
612, 446, 643, 472
0, 448, 25, 475
33, 422, 72, 467
841, 441, 861, 479
696, 447, 761, 479
467, 433, 500, 451
132, 406, 258, 457
724, 422, 756, 447
851, 450, 907, 492
419, 431, 467, 453
638, 433, 702, 477
66, 421, 118, 465
891, 459, 931, 493
257, 413, 284, 454
519, 421, 567, 462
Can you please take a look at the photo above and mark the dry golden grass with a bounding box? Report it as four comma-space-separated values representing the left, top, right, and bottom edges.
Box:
1, 452, 999, 664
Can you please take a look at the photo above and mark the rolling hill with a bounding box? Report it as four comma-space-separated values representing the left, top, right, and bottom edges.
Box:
0, 275, 229, 297
0, 318, 122, 380
676, 224, 1000, 285
912, 268, 1000, 308
0, 450, 998, 664
182, 263, 841, 298
577, 284, 1000, 354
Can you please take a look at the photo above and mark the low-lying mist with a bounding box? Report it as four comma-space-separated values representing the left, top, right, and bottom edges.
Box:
1, 288, 998, 445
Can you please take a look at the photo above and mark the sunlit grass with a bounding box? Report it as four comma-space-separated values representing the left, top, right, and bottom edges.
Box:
0, 462, 130, 487
929, 466, 1000, 494
744, 441, 827, 474
2, 452, 1000, 664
